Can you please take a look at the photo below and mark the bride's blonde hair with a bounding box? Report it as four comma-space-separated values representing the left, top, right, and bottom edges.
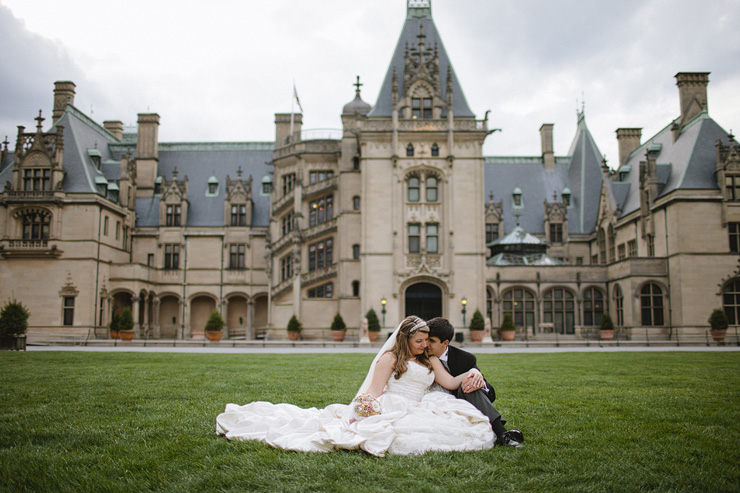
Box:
387, 315, 432, 379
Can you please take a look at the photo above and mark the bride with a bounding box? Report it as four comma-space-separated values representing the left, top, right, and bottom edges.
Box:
216, 316, 494, 456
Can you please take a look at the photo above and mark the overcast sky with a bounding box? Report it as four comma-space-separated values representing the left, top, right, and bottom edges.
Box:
1, 0, 739, 167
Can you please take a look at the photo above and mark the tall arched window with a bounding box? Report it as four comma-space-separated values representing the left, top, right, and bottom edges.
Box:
543, 288, 575, 334
614, 284, 624, 327
723, 279, 740, 325
598, 229, 607, 264
503, 288, 535, 333
22, 210, 51, 240
583, 287, 604, 326
640, 283, 664, 326
352, 280, 360, 297
426, 176, 438, 202
608, 224, 616, 263
408, 177, 420, 202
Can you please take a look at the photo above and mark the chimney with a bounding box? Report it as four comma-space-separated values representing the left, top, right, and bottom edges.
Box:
540, 123, 555, 169
275, 113, 302, 148
616, 128, 642, 168
53, 81, 76, 123
103, 120, 124, 141
136, 113, 160, 159
675, 72, 709, 127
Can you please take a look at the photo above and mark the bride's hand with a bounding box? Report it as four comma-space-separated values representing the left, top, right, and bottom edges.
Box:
462, 369, 485, 393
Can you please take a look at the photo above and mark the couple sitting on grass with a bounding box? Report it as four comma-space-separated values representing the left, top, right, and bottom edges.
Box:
216, 316, 523, 456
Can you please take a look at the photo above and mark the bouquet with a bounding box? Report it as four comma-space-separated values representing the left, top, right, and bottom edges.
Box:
353, 393, 381, 420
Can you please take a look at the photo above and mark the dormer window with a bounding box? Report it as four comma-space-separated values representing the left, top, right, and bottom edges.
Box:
562, 188, 571, 207
87, 148, 102, 169
261, 175, 273, 195
154, 176, 163, 195
406, 143, 415, 157
23, 169, 50, 191
166, 205, 182, 226
512, 187, 523, 207
206, 175, 219, 196
412, 97, 432, 119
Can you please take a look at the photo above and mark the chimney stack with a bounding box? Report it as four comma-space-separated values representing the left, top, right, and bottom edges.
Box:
136, 113, 160, 160
616, 128, 642, 168
540, 123, 555, 169
275, 113, 302, 147
53, 81, 76, 123
676, 72, 709, 127
103, 120, 124, 141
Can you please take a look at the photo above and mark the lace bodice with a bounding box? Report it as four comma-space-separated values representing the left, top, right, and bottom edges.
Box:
384, 361, 435, 402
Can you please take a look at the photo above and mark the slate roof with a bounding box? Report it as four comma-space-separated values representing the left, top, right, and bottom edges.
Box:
484, 114, 605, 236
368, 4, 474, 118
609, 112, 732, 216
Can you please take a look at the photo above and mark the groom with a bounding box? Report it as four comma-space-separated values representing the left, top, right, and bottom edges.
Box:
426, 317, 524, 448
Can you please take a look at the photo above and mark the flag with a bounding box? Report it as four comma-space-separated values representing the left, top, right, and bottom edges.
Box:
293, 83, 303, 113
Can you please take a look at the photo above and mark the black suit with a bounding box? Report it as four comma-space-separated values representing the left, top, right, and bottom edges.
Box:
443, 345, 504, 427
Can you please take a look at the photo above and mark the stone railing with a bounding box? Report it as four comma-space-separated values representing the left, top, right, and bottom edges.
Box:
7, 239, 48, 248
302, 175, 339, 200
6, 190, 55, 200
273, 140, 341, 160
301, 263, 337, 285
271, 277, 294, 297
271, 232, 294, 255
361, 119, 488, 132
302, 217, 337, 242
271, 189, 295, 215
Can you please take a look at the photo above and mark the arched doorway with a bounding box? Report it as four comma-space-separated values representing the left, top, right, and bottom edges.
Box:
405, 282, 442, 321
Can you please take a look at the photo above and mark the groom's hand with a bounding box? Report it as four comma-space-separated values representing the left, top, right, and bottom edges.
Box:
461, 369, 485, 393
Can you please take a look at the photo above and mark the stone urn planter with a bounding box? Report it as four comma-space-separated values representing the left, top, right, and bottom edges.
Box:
368, 331, 380, 342
599, 329, 615, 341
288, 331, 300, 341
206, 330, 223, 342
710, 329, 727, 343
470, 330, 484, 342
331, 330, 346, 342
500, 330, 515, 341
119, 329, 135, 342
708, 308, 729, 344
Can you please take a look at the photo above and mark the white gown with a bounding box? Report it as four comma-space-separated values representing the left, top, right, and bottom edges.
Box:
216, 362, 495, 456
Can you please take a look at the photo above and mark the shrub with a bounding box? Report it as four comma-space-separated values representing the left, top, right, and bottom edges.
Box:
500, 313, 515, 331
708, 308, 729, 331
109, 312, 120, 333
0, 300, 30, 337
287, 315, 302, 332
205, 311, 225, 332
365, 308, 380, 332
118, 307, 134, 332
330, 313, 347, 332
599, 313, 615, 331
469, 309, 485, 331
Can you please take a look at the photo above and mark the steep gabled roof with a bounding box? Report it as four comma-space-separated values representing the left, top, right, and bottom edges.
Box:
566, 113, 606, 234
368, 3, 474, 117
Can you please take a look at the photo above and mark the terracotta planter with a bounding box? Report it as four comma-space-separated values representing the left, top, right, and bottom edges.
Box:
599, 329, 615, 341
119, 330, 135, 342
331, 330, 346, 342
500, 330, 515, 341
206, 330, 223, 342
710, 329, 727, 343
368, 331, 380, 342
288, 331, 300, 341
470, 330, 484, 342
110, 330, 119, 339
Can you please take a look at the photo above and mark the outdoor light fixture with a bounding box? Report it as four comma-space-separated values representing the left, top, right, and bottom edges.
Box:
381, 297, 387, 327
461, 297, 468, 327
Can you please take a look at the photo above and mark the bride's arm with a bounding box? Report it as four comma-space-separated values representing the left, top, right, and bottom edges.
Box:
364, 353, 395, 398
429, 356, 469, 390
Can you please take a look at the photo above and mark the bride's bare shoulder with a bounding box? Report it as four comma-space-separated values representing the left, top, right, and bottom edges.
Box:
377, 352, 396, 365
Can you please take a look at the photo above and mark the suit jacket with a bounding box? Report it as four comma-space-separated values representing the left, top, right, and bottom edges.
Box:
445, 345, 496, 402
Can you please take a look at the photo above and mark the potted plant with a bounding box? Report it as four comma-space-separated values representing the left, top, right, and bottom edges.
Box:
599, 313, 616, 341
366, 308, 381, 342
287, 315, 302, 341
500, 313, 516, 341
118, 307, 135, 341
0, 299, 29, 351
708, 308, 729, 344
469, 309, 485, 342
330, 313, 347, 342
109, 312, 120, 339
205, 310, 225, 342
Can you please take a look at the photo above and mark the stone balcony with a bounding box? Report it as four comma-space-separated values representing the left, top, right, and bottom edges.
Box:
0, 239, 61, 258
302, 175, 339, 201
301, 263, 337, 286
271, 189, 295, 215
302, 217, 337, 242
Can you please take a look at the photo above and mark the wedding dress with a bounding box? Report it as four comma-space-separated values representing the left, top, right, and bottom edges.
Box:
216, 361, 494, 456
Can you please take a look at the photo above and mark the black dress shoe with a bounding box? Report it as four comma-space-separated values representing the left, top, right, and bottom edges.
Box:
496, 431, 523, 448
506, 429, 524, 443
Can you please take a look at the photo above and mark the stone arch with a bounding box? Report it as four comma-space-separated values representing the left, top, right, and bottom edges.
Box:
401, 276, 447, 321
158, 294, 181, 339
189, 293, 218, 335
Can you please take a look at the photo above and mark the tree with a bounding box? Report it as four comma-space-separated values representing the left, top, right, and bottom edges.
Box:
205, 311, 225, 332
330, 313, 347, 332
469, 309, 485, 331
118, 307, 134, 332
366, 308, 380, 332
0, 300, 30, 337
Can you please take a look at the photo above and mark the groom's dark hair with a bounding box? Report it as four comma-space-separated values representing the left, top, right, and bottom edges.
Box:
427, 317, 454, 344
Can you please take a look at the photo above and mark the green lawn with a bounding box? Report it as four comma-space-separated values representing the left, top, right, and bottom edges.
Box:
1, 351, 739, 492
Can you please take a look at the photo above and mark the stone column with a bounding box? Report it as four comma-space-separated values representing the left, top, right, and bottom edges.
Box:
132, 296, 141, 335
152, 298, 161, 338
221, 298, 230, 339
247, 298, 255, 340
142, 296, 150, 337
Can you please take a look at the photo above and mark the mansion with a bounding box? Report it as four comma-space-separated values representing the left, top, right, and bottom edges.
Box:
1, 1, 739, 342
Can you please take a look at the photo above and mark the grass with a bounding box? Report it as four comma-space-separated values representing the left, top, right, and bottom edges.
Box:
1, 351, 739, 492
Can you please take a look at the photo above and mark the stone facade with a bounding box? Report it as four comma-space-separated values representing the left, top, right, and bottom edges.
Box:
1, 2, 739, 342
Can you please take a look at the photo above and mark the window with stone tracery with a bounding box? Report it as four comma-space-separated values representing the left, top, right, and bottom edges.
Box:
22, 210, 51, 240
23, 168, 51, 191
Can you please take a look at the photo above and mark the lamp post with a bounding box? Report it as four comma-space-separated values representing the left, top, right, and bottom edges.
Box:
461, 297, 468, 327
381, 297, 387, 327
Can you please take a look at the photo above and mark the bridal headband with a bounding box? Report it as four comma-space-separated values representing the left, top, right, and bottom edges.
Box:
409, 320, 428, 334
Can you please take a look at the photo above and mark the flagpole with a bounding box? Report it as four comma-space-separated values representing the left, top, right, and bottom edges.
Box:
290, 81, 295, 143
